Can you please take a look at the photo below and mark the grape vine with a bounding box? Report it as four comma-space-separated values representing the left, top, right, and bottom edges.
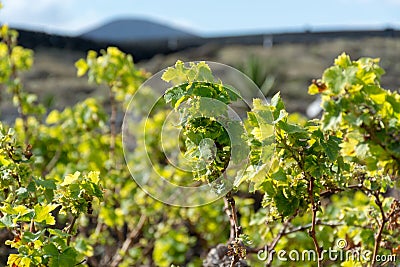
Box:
0, 13, 399, 267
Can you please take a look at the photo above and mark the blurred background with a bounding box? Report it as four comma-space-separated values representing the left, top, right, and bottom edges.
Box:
0, 0, 399, 119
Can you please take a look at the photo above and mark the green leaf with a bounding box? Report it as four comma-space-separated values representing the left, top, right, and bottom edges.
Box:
224, 84, 240, 101
271, 168, 287, 182
164, 85, 186, 107
22, 230, 44, 242
161, 66, 179, 82
61, 172, 81, 186
0, 204, 30, 216
48, 228, 71, 238
386, 94, 400, 113
322, 66, 345, 95
0, 214, 15, 228
238, 233, 253, 246
34, 204, 59, 225
198, 138, 215, 162
15, 187, 28, 198
270, 92, 286, 120
161, 60, 187, 84
195, 62, 214, 82
355, 143, 369, 158
334, 52, 352, 68
277, 121, 306, 134
46, 110, 60, 124
44, 244, 77, 267
197, 96, 228, 117
75, 238, 94, 257
321, 136, 341, 161
86, 171, 100, 184
36, 179, 57, 190
274, 189, 298, 217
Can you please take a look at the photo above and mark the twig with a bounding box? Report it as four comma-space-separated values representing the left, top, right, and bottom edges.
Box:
42, 144, 63, 177
264, 213, 296, 266
247, 220, 343, 257
223, 189, 243, 267
308, 176, 322, 267
110, 215, 147, 267
321, 183, 392, 267
361, 123, 400, 164
223, 193, 237, 241
184, 218, 208, 249
284, 220, 343, 235
371, 192, 388, 267
74, 259, 86, 266
66, 216, 78, 246
29, 219, 35, 233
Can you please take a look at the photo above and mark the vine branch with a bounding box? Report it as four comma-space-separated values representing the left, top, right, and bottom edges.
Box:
223, 188, 244, 267
371, 192, 388, 267
66, 215, 78, 246
224, 192, 240, 242
264, 213, 296, 267
110, 215, 147, 267
308, 176, 322, 267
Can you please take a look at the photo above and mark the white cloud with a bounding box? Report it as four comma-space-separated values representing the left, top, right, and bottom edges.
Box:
2, 0, 68, 22
0, 0, 92, 34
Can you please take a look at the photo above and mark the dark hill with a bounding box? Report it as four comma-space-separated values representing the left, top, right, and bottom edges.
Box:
80, 18, 197, 42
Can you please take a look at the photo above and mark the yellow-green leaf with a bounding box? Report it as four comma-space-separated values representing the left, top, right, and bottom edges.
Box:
86, 171, 100, 184
46, 110, 60, 124
334, 52, 351, 68
34, 204, 59, 225
61, 171, 81, 186
75, 58, 88, 77
308, 84, 320, 95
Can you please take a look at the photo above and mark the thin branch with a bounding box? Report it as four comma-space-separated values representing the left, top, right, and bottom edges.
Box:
110, 215, 147, 267
371, 192, 388, 267
223, 188, 243, 267
29, 219, 35, 233
184, 218, 208, 249
247, 220, 343, 257
362, 123, 400, 164
320, 183, 371, 197
74, 259, 86, 266
223, 196, 235, 241
308, 176, 322, 267
320, 182, 393, 267
42, 144, 63, 177
264, 213, 296, 267
284, 220, 343, 235
66, 216, 78, 246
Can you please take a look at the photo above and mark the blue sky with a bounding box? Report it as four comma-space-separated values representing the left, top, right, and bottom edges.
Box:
1, 0, 400, 36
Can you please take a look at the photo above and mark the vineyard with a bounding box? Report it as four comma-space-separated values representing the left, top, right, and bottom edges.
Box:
0, 12, 400, 267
